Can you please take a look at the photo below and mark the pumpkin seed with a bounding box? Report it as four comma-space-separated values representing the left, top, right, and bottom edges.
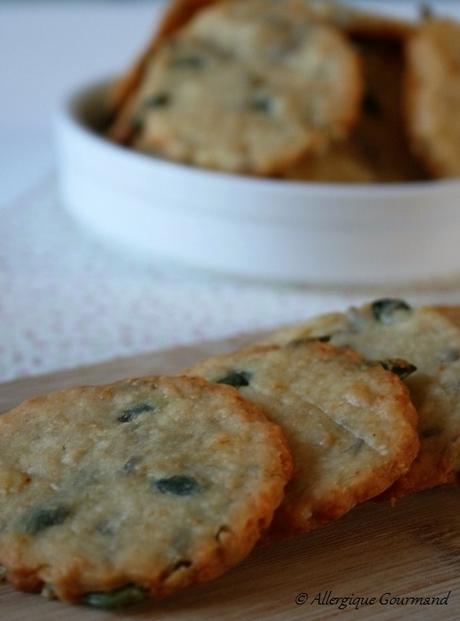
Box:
371, 299, 412, 324
84, 585, 146, 609
22, 504, 71, 535
216, 370, 252, 388
118, 403, 155, 423
154, 475, 200, 496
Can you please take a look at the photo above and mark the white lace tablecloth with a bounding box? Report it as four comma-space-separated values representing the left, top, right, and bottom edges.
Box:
3, 0, 460, 384
2, 176, 460, 383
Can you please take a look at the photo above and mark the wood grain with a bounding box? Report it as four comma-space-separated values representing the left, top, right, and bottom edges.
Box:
0, 333, 458, 620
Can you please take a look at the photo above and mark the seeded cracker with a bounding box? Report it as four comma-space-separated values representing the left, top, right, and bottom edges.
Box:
263, 300, 460, 500
111, 0, 362, 174
188, 340, 419, 538
0, 376, 292, 606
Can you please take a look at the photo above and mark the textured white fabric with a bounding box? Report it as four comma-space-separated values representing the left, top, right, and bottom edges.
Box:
1, 177, 460, 383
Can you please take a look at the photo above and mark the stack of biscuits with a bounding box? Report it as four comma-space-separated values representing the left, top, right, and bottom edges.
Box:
0, 298, 459, 608
106, 0, 460, 181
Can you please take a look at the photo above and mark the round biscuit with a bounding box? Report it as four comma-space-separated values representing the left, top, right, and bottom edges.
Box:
264, 300, 460, 500
119, 0, 362, 174
0, 375, 292, 606
188, 341, 419, 537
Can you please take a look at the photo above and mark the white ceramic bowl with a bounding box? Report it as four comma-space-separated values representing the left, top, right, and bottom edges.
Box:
56, 79, 460, 285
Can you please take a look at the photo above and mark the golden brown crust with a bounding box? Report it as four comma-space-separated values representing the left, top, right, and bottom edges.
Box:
187, 341, 419, 539
385, 447, 456, 503
432, 305, 460, 327
0, 375, 292, 604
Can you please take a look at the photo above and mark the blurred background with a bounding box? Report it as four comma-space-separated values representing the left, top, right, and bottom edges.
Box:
2, 0, 460, 384
3, 0, 460, 207
1, 0, 165, 205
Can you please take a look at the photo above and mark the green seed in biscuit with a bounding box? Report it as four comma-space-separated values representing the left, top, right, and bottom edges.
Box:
172, 55, 206, 69
22, 504, 72, 535
216, 370, 252, 387
154, 475, 201, 496
371, 298, 412, 324
144, 93, 171, 108
249, 95, 273, 113
83, 585, 147, 609
117, 402, 155, 423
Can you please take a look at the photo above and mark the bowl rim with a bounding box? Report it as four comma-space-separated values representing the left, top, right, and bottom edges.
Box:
57, 76, 460, 201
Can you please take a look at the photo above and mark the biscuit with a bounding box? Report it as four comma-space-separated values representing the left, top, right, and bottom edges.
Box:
108, 0, 410, 151
0, 375, 292, 606
405, 18, 460, 178
113, 0, 363, 174
264, 300, 460, 500
188, 341, 419, 537
284, 23, 424, 182
129, 36, 320, 174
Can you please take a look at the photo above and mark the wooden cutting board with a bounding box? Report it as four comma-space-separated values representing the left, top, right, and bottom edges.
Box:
0, 333, 459, 621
